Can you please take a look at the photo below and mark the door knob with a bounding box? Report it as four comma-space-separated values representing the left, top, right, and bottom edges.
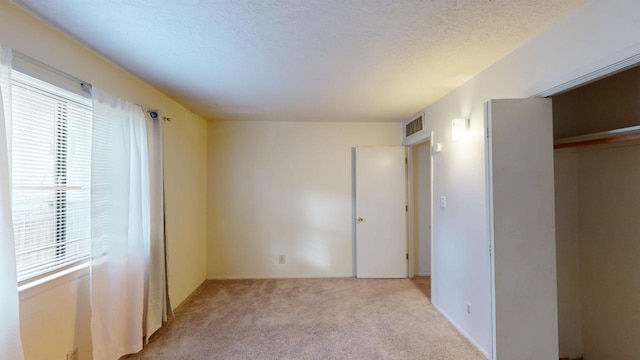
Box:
357, 217, 365, 223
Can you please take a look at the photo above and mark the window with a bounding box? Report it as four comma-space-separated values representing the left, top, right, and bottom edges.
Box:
11, 70, 92, 283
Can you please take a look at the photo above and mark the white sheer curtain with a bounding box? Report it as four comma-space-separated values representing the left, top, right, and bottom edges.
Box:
0, 45, 25, 360
90, 87, 150, 360
143, 109, 172, 340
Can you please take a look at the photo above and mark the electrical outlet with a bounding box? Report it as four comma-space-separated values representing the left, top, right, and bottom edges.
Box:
466, 302, 472, 316
278, 255, 285, 264
66, 348, 78, 360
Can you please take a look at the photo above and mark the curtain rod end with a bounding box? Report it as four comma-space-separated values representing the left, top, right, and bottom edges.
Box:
147, 110, 171, 121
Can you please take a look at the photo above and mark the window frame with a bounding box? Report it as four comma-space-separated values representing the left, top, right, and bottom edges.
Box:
10, 68, 93, 285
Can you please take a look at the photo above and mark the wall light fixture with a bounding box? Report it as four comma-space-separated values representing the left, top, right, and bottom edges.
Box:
452, 118, 469, 140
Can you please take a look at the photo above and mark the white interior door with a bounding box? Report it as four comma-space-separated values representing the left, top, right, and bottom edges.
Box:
485, 98, 557, 360
355, 146, 406, 278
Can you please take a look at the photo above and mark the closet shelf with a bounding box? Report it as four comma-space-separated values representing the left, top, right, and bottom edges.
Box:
554, 125, 640, 149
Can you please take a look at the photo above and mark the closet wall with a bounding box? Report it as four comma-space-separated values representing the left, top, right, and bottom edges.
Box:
554, 65, 640, 359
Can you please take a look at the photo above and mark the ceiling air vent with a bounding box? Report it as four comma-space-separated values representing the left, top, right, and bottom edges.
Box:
402, 112, 427, 145
405, 115, 423, 137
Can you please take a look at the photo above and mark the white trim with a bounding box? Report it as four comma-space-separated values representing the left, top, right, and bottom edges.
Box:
403, 131, 429, 146
402, 111, 428, 146
173, 279, 208, 310
429, 131, 435, 300
414, 272, 431, 276
432, 302, 489, 359
206, 274, 354, 280
484, 102, 497, 360
407, 147, 414, 279
18, 261, 90, 300
536, 52, 640, 97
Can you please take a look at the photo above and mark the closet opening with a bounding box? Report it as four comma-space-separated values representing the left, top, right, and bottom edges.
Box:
553, 64, 640, 360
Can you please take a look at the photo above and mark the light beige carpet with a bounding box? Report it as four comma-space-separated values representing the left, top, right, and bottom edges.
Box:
124, 278, 485, 360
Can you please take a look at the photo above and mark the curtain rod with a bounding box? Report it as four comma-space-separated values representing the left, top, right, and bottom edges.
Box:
13, 50, 171, 122
147, 110, 172, 122
12, 50, 92, 92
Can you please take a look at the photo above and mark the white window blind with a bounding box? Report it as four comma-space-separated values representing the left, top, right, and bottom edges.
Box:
11, 70, 92, 283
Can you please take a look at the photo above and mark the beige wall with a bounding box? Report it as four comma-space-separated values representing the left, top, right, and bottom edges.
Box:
555, 143, 640, 359
207, 121, 401, 278
163, 112, 207, 307
18, 269, 92, 360
553, 65, 640, 139
0, 2, 208, 359
578, 143, 640, 359
554, 148, 584, 359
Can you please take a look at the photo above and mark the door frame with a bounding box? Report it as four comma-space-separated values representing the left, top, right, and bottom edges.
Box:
406, 132, 434, 279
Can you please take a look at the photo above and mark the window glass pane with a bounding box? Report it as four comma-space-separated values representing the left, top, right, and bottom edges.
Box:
11, 70, 92, 282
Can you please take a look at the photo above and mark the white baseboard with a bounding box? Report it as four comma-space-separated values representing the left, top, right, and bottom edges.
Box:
559, 353, 584, 360
432, 302, 489, 359
414, 272, 431, 276
207, 274, 354, 280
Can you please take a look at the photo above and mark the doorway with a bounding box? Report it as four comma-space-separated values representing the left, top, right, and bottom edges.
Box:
408, 139, 432, 299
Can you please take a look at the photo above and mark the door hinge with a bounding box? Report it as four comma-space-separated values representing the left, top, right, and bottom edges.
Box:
405, 205, 408, 212
406, 253, 409, 260
489, 243, 492, 256
486, 127, 490, 139
405, 157, 408, 164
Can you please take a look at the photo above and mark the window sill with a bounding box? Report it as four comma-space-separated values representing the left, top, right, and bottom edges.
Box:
18, 262, 90, 300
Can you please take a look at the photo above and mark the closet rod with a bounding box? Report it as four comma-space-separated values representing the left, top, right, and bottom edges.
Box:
554, 133, 640, 149
554, 125, 640, 149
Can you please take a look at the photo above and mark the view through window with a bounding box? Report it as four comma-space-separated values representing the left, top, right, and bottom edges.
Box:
11, 70, 92, 282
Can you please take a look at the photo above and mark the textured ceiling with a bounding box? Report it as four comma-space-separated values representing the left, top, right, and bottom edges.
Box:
17, 0, 585, 122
